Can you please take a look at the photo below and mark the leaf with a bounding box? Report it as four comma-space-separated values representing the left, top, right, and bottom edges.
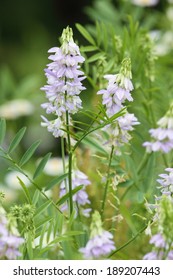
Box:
33, 152, 52, 179
48, 231, 84, 245
46, 218, 54, 243
118, 180, 134, 188
80, 45, 98, 52
26, 234, 33, 259
17, 176, 32, 204
8, 165, 24, 173
56, 185, 83, 206
32, 189, 40, 205
120, 204, 137, 235
87, 52, 105, 63
35, 216, 53, 231
39, 223, 47, 249
19, 140, 41, 166
82, 136, 108, 155
44, 173, 68, 191
54, 212, 64, 235
76, 23, 95, 45
0, 118, 6, 145
34, 200, 52, 218
8, 127, 26, 153
141, 153, 156, 192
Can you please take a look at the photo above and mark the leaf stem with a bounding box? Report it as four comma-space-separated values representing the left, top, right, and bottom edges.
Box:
65, 110, 73, 216
108, 223, 148, 258
101, 145, 114, 218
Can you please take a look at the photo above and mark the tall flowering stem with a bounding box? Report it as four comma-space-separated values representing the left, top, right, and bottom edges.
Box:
97, 58, 139, 216
41, 26, 86, 217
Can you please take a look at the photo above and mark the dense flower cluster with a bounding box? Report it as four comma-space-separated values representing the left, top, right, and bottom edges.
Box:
143, 233, 173, 260
60, 170, 91, 217
79, 211, 115, 258
144, 168, 173, 259
97, 58, 139, 151
41, 26, 85, 138
143, 103, 173, 153
0, 207, 24, 260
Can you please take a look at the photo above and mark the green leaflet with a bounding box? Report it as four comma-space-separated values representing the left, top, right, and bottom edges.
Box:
76, 23, 95, 45
56, 185, 83, 206
80, 45, 98, 52
17, 176, 32, 205
82, 136, 108, 155
87, 52, 105, 63
8, 127, 26, 153
19, 140, 41, 166
0, 118, 6, 145
33, 152, 52, 179
34, 200, 52, 218
35, 216, 53, 231
45, 173, 68, 191
26, 234, 33, 260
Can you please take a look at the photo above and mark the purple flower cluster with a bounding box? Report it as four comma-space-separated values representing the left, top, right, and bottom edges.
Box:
143, 233, 173, 260
97, 74, 134, 117
156, 168, 173, 198
41, 27, 85, 138
144, 168, 173, 259
79, 230, 115, 259
97, 59, 139, 151
60, 170, 91, 217
79, 211, 115, 259
143, 104, 173, 153
0, 209, 24, 260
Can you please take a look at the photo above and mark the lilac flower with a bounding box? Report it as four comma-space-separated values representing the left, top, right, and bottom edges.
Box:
80, 231, 115, 259
97, 58, 139, 152
118, 113, 139, 131
79, 211, 115, 259
97, 73, 133, 118
59, 170, 91, 217
144, 168, 173, 260
143, 233, 173, 260
0, 207, 24, 260
149, 233, 166, 248
41, 27, 85, 139
143, 103, 173, 153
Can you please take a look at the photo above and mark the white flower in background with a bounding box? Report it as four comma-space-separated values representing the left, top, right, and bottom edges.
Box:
131, 0, 159, 6
150, 30, 173, 56
0, 185, 18, 202
43, 157, 67, 176
0, 99, 34, 119
4, 171, 31, 190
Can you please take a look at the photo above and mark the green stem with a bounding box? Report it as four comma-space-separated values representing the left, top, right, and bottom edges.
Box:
162, 153, 169, 167
61, 137, 68, 193
61, 137, 66, 174
101, 145, 114, 218
108, 223, 148, 258
65, 110, 73, 216
137, 151, 149, 174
